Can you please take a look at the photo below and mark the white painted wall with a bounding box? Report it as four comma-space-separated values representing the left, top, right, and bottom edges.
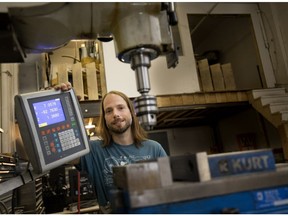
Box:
102, 42, 139, 97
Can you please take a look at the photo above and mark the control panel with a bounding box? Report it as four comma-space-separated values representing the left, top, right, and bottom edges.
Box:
15, 89, 90, 173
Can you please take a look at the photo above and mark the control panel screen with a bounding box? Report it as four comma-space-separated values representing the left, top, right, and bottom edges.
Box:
15, 89, 90, 174
33, 98, 66, 128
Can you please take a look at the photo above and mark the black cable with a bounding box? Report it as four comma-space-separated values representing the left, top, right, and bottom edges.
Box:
61, 55, 81, 64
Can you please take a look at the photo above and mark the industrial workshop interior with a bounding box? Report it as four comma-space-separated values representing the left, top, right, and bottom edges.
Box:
1, 2, 288, 214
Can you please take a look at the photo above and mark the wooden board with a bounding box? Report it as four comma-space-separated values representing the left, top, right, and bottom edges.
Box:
57, 63, 68, 84
72, 62, 84, 100
210, 63, 225, 91
205, 93, 217, 103
86, 62, 99, 100
198, 59, 214, 92
222, 63, 236, 90
98, 63, 107, 97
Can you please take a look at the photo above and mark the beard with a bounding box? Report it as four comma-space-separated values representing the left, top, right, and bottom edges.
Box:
107, 118, 132, 134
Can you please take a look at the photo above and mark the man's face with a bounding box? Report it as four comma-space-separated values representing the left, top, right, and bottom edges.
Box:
103, 93, 132, 134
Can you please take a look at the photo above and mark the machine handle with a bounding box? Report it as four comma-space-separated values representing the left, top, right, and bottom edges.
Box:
161, 2, 178, 26
168, 11, 178, 26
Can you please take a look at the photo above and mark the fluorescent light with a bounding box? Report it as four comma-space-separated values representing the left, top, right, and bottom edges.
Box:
85, 124, 95, 129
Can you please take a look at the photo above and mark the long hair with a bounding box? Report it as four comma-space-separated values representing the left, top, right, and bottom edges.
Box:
97, 90, 147, 147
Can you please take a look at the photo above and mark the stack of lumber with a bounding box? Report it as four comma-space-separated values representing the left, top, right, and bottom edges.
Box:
197, 58, 236, 92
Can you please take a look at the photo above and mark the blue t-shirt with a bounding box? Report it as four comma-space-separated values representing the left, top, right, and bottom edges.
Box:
78, 139, 167, 206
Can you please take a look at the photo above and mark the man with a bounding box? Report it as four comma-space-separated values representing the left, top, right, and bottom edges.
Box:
55, 82, 167, 212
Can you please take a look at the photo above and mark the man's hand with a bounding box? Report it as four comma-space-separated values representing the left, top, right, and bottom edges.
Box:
54, 82, 72, 91
54, 82, 82, 100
